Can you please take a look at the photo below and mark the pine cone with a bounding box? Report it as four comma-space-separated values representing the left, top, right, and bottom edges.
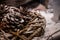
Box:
0, 4, 46, 40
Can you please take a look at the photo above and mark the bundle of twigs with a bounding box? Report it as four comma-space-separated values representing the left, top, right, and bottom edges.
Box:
0, 4, 46, 40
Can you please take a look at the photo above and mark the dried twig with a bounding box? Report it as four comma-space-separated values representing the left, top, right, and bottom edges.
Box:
0, 29, 10, 40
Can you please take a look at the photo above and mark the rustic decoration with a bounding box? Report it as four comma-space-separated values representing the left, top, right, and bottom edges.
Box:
0, 4, 46, 40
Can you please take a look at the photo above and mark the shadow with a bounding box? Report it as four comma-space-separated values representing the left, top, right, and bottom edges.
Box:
21, 0, 46, 9
50, 35, 60, 40
0, 0, 46, 9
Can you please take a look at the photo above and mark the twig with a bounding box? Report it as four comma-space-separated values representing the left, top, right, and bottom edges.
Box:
47, 30, 60, 40
0, 29, 10, 40
28, 28, 41, 40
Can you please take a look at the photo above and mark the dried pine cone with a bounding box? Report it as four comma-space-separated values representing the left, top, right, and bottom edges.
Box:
0, 4, 46, 40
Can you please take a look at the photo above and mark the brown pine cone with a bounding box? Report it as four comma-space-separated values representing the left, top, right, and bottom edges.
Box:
0, 4, 46, 40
